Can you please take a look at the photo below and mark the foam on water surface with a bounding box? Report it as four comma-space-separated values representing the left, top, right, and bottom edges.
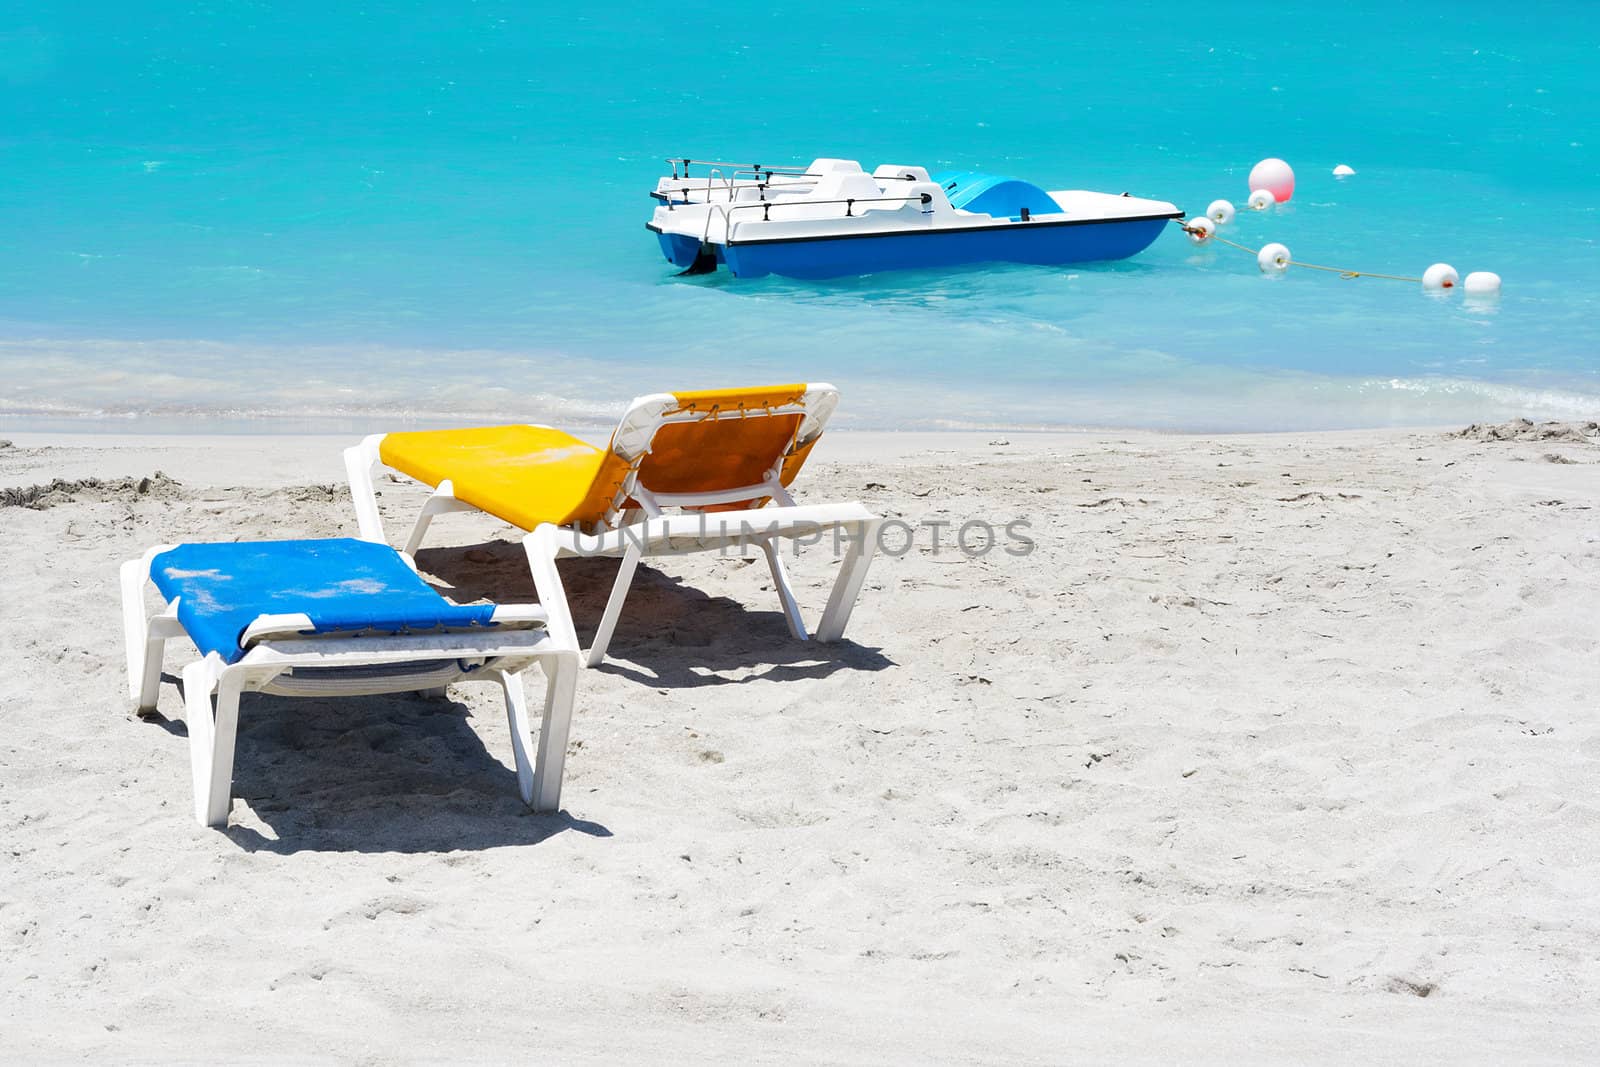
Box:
0, 3, 1595, 431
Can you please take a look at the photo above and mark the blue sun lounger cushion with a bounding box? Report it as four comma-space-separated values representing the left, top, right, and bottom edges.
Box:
149, 538, 498, 664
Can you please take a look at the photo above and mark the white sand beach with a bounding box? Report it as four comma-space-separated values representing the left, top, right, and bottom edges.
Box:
2, 422, 1598, 1063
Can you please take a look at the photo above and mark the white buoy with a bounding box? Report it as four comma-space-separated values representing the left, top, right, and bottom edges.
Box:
1422, 263, 1459, 290
1187, 217, 1216, 244
1247, 189, 1274, 211
1333, 164, 1356, 178
1207, 199, 1236, 225
1463, 271, 1502, 294
1248, 158, 1295, 203
1258, 242, 1291, 274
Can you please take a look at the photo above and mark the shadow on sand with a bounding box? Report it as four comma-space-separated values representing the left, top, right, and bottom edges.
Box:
150, 681, 610, 856
416, 539, 895, 688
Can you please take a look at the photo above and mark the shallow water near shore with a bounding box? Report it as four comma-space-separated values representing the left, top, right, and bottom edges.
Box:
1, 2, 1597, 431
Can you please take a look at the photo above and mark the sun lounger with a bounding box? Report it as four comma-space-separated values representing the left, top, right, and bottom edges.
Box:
344, 383, 882, 666
121, 537, 580, 827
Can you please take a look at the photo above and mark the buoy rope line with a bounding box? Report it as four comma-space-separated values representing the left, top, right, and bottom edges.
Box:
1173, 219, 1422, 283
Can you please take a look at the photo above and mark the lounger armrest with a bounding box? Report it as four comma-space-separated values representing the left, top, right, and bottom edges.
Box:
490, 604, 550, 626
240, 612, 318, 645
241, 629, 559, 664
239, 605, 549, 648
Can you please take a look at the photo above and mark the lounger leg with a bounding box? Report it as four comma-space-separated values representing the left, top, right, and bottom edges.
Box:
816, 518, 883, 643
500, 670, 538, 806
343, 435, 388, 544
120, 557, 148, 701
121, 557, 167, 714
522, 526, 580, 655
760, 539, 809, 641
531, 655, 578, 812
136, 615, 179, 716
184, 660, 243, 828
586, 542, 642, 668
404, 493, 444, 556
399, 481, 472, 556
500, 656, 577, 812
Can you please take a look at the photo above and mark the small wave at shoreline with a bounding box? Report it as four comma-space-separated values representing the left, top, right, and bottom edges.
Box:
2, 336, 1597, 436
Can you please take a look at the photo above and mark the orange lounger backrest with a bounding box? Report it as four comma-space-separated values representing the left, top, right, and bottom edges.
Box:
624, 384, 822, 510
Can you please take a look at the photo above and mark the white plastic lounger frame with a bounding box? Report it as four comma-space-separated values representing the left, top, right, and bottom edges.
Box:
121, 545, 581, 828
345, 384, 882, 667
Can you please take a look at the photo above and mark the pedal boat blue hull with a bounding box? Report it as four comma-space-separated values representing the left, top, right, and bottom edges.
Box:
649, 213, 1175, 280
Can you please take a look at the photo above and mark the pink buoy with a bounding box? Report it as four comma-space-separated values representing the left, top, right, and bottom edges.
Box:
1248, 158, 1295, 203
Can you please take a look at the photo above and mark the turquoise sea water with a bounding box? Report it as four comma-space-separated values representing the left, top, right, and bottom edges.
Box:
2, 2, 1597, 432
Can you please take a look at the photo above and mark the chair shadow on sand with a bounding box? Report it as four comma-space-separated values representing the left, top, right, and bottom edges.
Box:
415, 540, 896, 688
145, 687, 611, 856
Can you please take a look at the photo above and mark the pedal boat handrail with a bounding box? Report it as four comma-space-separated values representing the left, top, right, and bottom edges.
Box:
703, 192, 937, 245
666, 157, 813, 179
655, 170, 832, 206
654, 177, 816, 206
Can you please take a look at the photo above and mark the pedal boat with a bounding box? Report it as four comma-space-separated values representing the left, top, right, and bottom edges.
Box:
646, 158, 1183, 280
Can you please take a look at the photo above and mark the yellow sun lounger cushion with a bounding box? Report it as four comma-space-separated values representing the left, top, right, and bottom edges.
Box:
378, 425, 632, 531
